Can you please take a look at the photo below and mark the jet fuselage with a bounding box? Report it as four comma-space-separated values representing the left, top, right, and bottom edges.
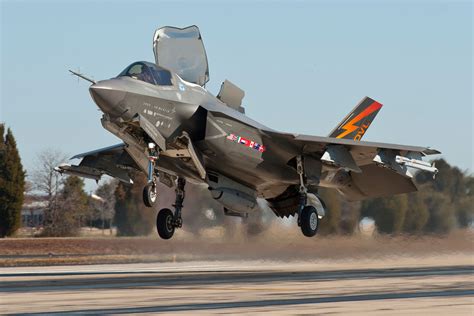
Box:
89, 70, 298, 199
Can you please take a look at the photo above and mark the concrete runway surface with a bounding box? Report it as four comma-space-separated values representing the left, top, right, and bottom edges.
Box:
1, 260, 473, 315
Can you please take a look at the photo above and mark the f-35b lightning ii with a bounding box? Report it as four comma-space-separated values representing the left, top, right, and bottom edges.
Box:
57, 25, 439, 239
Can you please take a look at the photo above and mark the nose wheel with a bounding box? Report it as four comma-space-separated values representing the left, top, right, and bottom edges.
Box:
143, 182, 158, 207
156, 177, 186, 240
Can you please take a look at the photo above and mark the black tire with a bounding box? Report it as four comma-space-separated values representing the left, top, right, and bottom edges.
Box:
143, 183, 157, 208
300, 206, 319, 237
157, 208, 175, 239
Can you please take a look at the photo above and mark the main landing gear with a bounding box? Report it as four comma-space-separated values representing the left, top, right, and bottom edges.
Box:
300, 205, 319, 237
296, 156, 319, 237
156, 177, 186, 239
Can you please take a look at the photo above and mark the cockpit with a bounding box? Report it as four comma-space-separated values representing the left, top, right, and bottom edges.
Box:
117, 61, 173, 86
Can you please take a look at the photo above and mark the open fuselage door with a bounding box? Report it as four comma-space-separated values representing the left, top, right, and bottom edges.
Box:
153, 25, 209, 87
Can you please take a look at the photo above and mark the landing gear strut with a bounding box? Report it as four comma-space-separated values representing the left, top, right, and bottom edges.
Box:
143, 143, 159, 208
156, 177, 186, 239
296, 155, 319, 237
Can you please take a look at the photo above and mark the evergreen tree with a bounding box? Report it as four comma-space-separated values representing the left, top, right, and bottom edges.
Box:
0, 126, 25, 237
41, 175, 88, 237
455, 172, 473, 228
61, 175, 89, 223
361, 194, 408, 234
416, 159, 466, 201
92, 180, 117, 232
114, 171, 155, 236
455, 196, 473, 228
402, 191, 429, 234
423, 191, 456, 234
416, 159, 471, 230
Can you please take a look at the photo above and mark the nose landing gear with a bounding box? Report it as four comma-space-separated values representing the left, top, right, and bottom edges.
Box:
143, 143, 159, 208
141, 142, 186, 240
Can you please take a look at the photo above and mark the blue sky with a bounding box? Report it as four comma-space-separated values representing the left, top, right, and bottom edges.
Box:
1, 0, 472, 191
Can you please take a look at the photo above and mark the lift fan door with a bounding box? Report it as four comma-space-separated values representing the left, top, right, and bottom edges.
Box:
153, 25, 209, 86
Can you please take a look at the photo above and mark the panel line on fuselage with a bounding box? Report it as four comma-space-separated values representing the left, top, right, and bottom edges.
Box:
205, 116, 228, 140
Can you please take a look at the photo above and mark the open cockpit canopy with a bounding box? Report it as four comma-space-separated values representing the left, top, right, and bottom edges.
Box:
153, 25, 209, 87
118, 61, 173, 86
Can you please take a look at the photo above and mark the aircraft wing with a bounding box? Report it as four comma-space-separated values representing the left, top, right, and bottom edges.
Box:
55, 143, 138, 184
293, 134, 439, 161
268, 131, 440, 200
270, 132, 438, 159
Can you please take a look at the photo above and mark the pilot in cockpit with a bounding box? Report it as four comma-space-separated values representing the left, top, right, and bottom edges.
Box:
138, 66, 154, 84
118, 62, 172, 86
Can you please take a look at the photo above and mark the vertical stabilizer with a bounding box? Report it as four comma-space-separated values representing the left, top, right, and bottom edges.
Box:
328, 97, 382, 141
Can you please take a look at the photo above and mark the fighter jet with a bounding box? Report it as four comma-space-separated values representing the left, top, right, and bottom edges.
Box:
57, 25, 439, 239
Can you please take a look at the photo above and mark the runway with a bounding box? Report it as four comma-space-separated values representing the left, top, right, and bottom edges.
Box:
1, 260, 473, 315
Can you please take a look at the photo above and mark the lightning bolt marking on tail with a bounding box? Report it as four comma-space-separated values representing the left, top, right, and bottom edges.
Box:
336, 101, 383, 139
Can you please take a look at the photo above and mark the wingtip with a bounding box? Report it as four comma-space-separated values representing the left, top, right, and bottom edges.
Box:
423, 148, 441, 155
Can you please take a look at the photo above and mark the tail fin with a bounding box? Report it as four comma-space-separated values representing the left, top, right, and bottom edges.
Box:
328, 97, 383, 141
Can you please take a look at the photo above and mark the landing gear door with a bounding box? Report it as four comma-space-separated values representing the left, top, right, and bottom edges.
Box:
153, 25, 209, 87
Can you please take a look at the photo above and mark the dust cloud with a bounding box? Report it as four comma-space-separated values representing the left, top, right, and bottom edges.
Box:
141, 182, 473, 263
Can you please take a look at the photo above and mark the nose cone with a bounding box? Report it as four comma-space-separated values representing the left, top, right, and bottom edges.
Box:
89, 80, 127, 117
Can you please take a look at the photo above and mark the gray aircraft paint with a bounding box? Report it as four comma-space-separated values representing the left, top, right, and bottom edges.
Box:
59, 25, 440, 220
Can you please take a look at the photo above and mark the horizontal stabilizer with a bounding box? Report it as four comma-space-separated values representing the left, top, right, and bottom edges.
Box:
71, 143, 126, 160
55, 163, 133, 184
57, 144, 139, 184
55, 163, 102, 182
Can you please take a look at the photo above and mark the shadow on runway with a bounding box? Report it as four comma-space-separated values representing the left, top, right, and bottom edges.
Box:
1, 265, 473, 293
18, 288, 474, 315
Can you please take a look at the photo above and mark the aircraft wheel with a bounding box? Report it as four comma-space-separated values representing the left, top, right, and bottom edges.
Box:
143, 182, 158, 207
157, 208, 175, 239
300, 205, 319, 237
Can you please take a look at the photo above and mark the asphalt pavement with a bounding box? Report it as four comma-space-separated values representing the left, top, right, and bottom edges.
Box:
1, 260, 473, 315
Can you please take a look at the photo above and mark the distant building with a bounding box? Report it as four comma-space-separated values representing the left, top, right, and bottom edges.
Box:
21, 195, 48, 228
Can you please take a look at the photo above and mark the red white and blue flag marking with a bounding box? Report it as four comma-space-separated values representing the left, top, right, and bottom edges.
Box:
226, 134, 266, 153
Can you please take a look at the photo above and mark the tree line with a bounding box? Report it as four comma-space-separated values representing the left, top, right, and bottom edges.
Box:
0, 124, 472, 237
318, 158, 473, 235
28, 150, 117, 237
